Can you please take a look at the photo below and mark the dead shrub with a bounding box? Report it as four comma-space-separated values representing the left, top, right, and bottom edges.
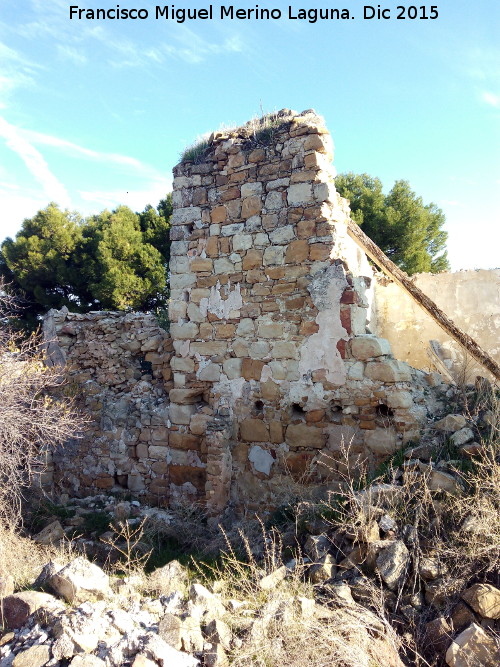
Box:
0, 283, 84, 525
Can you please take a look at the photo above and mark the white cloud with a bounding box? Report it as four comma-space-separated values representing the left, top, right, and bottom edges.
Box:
21, 128, 158, 176
481, 91, 500, 108
0, 184, 49, 241
78, 178, 172, 213
56, 44, 87, 64
0, 116, 71, 208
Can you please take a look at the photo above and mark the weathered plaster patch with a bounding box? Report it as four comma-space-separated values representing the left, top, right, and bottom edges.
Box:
248, 445, 275, 476
298, 264, 349, 385
199, 281, 243, 320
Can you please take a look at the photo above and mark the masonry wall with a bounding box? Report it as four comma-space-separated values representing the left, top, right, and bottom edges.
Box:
168, 110, 432, 515
374, 269, 500, 383
43, 309, 181, 501
46, 110, 445, 513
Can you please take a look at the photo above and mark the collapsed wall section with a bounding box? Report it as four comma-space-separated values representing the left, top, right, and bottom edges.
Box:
169, 110, 433, 514
42, 309, 178, 501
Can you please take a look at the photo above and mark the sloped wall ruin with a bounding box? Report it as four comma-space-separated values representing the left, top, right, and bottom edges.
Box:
45, 110, 446, 513
373, 269, 500, 383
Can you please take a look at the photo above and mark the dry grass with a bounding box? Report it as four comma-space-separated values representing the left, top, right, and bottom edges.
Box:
198, 520, 403, 667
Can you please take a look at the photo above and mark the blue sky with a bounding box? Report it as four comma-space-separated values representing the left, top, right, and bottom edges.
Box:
0, 0, 499, 270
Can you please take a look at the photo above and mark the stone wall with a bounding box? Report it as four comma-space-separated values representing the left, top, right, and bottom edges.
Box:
373, 269, 500, 383
43, 309, 181, 502
46, 110, 446, 513
168, 110, 434, 514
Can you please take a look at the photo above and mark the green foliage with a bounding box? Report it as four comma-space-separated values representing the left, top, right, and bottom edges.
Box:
1, 196, 172, 326
335, 172, 450, 275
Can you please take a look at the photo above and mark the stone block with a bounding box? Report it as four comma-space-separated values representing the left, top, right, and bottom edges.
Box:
433, 414, 467, 432
170, 403, 197, 425
248, 445, 275, 475
258, 322, 284, 338
241, 182, 263, 197
271, 341, 298, 359
269, 421, 283, 443
461, 584, 500, 619
263, 246, 285, 266
264, 191, 284, 210
287, 182, 313, 205
149, 445, 169, 459
198, 362, 221, 381
222, 358, 242, 379
445, 623, 499, 667
191, 341, 227, 356
240, 419, 269, 442
242, 249, 263, 270
190, 257, 213, 272
232, 234, 253, 251
190, 413, 213, 435
241, 358, 265, 381
351, 335, 392, 361
364, 428, 398, 455
285, 239, 309, 263
169, 322, 199, 340
171, 357, 195, 372
269, 226, 295, 244
286, 423, 325, 449
365, 360, 412, 383
309, 243, 331, 261
214, 258, 234, 274
170, 432, 201, 450
241, 196, 262, 218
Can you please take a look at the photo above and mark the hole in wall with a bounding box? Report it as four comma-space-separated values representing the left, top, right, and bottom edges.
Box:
139, 358, 153, 375
254, 400, 264, 412
291, 403, 305, 417
376, 404, 394, 418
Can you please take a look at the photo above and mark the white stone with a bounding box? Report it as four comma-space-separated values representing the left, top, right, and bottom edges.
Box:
236, 318, 255, 336
254, 232, 270, 246
263, 246, 285, 266
169, 256, 190, 274
169, 403, 197, 426
169, 322, 198, 340
213, 258, 235, 274
222, 358, 242, 379
241, 182, 263, 197
232, 234, 253, 251
264, 191, 283, 210
450, 428, 474, 446
198, 363, 221, 382
314, 181, 335, 203
445, 623, 499, 667
287, 183, 313, 205
220, 223, 244, 236
269, 226, 295, 244
351, 335, 392, 361
248, 445, 275, 476
172, 206, 202, 225
48, 557, 111, 603
170, 241, 189, 256
245, 215, 262, 231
